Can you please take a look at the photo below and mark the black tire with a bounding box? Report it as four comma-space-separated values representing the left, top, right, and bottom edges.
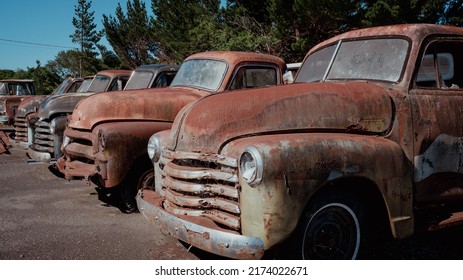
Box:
294, 191, 365, 260
120, 168, 154, 213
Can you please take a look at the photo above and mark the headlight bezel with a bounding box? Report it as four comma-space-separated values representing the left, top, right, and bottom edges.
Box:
239, 146, 264, 187
147, 134, 161, 163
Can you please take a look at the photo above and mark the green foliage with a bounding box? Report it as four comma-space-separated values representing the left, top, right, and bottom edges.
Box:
0, 70, 16, 80
151, 0, 221, 62
70, 0, 103, 54
216, 3, 280, 54
358, 0, 456, 26
268, 0, 361, 62
442, 0, 463, 26
1, 61, 62, 95
69, 0, 107, 76
103, 0, 158, 68
47, 49, 98, 78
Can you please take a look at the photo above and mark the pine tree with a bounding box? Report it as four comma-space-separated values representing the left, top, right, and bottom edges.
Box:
151, 0, 221, 62
103, 0, 158, 68
70, 0, 103, 76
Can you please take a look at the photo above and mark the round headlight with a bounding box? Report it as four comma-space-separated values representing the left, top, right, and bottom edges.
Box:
147, 134, 161, 163
239, 146, 263, 186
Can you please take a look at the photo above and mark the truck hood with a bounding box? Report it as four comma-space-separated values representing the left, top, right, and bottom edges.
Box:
37, 92, 94, 120
69, 87, 208, 130
17, 96, 48, 118
171, 81, 395, 153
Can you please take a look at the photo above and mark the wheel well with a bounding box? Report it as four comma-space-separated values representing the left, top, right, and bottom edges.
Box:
307, 177, 392, 238
124, 153, 153, 183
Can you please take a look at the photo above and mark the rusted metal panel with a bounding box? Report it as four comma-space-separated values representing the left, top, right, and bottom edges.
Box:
58, 121, 172, 187
69, 88, 205, 130
172, 81, 394, 152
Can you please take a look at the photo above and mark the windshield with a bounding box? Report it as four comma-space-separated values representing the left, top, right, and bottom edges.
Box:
0, 82, 35, 96
170, 59, 227, 91
77, 78, 93, 92
53, 79, 73, 94
0, 83, 7, 95
124, 71, 154, 90
296, 38, 409, 83
87, 75, 110, 92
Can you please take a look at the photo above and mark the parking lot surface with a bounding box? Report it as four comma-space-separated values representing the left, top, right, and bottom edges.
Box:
0, 148, 200, 260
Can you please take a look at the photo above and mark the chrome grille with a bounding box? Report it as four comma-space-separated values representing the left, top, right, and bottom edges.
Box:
13, 116, 28, 142
160, 150, 241, 230
33, 120, 54, 153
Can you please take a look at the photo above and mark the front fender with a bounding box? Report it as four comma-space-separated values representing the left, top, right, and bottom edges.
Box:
221, 133, 413, 249
93, 121, 172, 187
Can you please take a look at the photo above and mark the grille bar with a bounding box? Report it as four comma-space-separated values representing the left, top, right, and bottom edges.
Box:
161, 149, 241, 231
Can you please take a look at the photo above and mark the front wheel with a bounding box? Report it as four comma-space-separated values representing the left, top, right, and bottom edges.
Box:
294, 191, 365, 260
120, 168, 154, 213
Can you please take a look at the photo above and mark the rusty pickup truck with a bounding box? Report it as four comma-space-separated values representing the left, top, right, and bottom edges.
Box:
137, 24, 463, 259
0, 79, 36, 130
26, 69, 133, 162
9, 76, 85, 149
56, 51, 286, 213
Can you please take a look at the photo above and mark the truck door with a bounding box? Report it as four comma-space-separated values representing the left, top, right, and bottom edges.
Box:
410, 38, 463, 205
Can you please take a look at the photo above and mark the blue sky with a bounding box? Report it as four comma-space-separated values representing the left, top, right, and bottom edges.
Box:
0, 0, 151, 70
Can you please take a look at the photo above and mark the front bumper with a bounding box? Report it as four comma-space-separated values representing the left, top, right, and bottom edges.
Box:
0, 116, 9, 124
27, 145, 52, 162
136, 189, 265, 260
9, 137, 29, 149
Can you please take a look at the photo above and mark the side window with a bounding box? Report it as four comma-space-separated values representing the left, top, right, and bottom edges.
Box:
229, 66, 278, 90
108, 76, 129, 91
152, 72, 177, 88
119, 76, 129, 90
68, 81, 82, 93
416, 41, 463, 89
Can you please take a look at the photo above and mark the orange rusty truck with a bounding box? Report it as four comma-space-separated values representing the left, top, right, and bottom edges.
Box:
137, 24, 463, 259
57, 51, 287, 213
